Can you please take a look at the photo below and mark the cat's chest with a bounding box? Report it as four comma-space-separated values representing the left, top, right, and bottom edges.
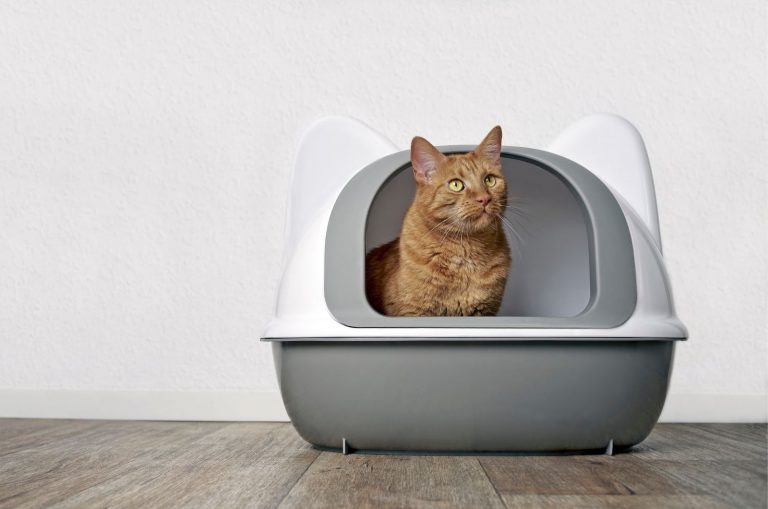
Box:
425, 254, 504, 314
400, 237, 509, 290
417, 253, 502, 299
430, 249, 495, 274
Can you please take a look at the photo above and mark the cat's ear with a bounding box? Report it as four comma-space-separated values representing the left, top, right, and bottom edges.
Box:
411, 136, 446, 184
475, 126, 502, 165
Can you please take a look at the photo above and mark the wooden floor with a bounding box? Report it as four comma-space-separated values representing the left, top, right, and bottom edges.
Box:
0, 421, 765, 508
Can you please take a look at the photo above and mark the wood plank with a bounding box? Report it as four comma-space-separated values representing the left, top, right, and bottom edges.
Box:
481, 425, 767, 508
0, 419, 62, 443
500, 494, 726, 508
0, 419, 106, 457
479, 455, 685, 497
0, 421, 231, 508
651, 460, 767, 508
688, 423, 767, 442
631, 423, 768, 462
279, 453, 505, 509
49, 423, 319, 509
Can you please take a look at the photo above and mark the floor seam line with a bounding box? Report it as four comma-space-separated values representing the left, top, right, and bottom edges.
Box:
275, 448, 322, 508
477, 458, 507, 509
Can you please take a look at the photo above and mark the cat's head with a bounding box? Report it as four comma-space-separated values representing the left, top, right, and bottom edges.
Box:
410, 126, 507, 234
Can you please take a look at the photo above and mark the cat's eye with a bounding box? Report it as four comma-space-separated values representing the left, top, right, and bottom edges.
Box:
484, 175, 497, 187
448, 179, 465, 192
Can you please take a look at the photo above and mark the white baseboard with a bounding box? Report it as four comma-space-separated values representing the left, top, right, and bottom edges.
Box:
0, 390, 764, 423
658, 393, 766, 423
0, 389, 290, 421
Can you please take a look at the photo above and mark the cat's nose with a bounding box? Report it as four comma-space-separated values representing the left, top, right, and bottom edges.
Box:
475, 194, 492, 207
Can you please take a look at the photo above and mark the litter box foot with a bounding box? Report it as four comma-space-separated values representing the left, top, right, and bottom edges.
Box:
604, 439, 614, 456
342, 437, 350, 455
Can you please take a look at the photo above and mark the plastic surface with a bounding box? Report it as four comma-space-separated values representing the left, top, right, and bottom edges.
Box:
263, 115, 687, 340
284, 116, 397, 262
548, 113, 662, 250
263, 114, 687, 453
325, 147, 637, 328
274, 340, 675, 452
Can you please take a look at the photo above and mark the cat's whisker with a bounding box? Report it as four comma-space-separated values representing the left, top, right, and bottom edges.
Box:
437, 217, 461, 250
436, 226, 450, 250
498, 215, 525, 248
505, 208, 531, 221
458, 222, 466, 245
426, 216, 453, 236
500, 216, 522, 239
436, 215, 467, 247
496, 216, 525, 262
505, 204, 531, 218
503, 212, 534, 237
507, 195, 531, 206
506, 206, 532, 222
499, 204, 530, 222
506, 201, 529, 211
453, 219, 470, 247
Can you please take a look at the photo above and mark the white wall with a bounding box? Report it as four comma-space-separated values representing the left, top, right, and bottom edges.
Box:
0, 1, 765, 422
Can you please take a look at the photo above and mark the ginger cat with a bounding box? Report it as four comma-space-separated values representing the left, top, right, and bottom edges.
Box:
366, 126, 511, 316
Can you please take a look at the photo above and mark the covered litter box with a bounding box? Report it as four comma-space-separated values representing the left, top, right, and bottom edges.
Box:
262, 114, 687, 453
